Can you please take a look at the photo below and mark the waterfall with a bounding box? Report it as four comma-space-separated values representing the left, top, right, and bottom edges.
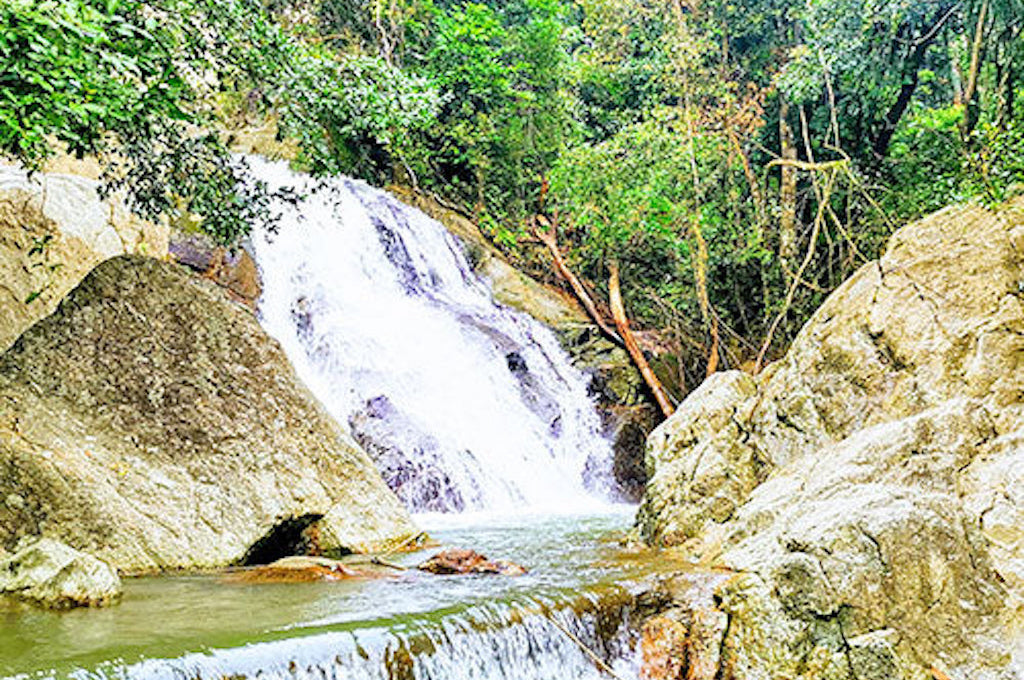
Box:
63, 593, 640, 680
250, 158, 615, 513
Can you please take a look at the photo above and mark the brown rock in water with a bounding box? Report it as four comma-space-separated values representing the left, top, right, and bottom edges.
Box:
228, 556, 362, 584
417, 549, 527, 576
640, 615, 688, 680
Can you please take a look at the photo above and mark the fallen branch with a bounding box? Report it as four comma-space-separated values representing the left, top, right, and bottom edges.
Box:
546, 615, 626, 680
370, 557, 407, 571
609, 261, 676, 418
531, 215, 623, 346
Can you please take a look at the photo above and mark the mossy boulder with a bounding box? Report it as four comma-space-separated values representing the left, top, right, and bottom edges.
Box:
0, 255, 419, 573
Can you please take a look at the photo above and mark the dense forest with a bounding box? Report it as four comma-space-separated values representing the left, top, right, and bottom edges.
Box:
3, 0, 1022, 386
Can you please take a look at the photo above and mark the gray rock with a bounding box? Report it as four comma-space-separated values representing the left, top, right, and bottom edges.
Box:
638, 198, 1024, 678
0, 538, 120, 609
0, 163, 169, 352
0, 255, 419, 573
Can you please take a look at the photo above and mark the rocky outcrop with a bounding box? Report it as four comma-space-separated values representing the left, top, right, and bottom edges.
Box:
638, 199, 1024, 679
169, 231, 262, 308
0, 255, 419, 574
0, 538, 121, 608
0, 164, 168, 352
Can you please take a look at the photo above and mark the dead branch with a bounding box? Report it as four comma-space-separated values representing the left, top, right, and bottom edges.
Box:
609, 261, 676, 418
531, 215, 623, 346
546, 616, 626, 680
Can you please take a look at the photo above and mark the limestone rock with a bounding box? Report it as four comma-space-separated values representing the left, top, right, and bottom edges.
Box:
0, 255, 418, 573
639, 199, 1024, 679
0, 163, 168, 352
636, 370, 760, 546
0, 538, 121, 609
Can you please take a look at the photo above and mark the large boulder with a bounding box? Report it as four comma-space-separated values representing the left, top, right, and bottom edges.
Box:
0, 537, 121, 609
0, 163, 168, 352
0, 255, 419, 573
638, 199, 1024, 679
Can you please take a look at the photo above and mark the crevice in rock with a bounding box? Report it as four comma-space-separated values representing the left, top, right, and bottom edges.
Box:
240, 513, 326, 566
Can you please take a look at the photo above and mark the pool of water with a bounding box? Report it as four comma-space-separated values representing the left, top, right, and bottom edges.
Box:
1, 508, 672, 680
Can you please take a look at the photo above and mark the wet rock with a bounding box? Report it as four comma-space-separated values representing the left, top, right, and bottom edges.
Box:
640, 615, 688, 680
169, 231, 262, 308
228, 556, 362, 583
0, 538, 121, 609
0, 163, 168, 352
601, 404, 658, 502
417, 549, 527, 576
349, 396, 475, 512
0, 256, 419, 573
638, 198, 1024, 678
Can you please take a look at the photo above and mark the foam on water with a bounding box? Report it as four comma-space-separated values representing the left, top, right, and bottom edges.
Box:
250, 158, 616, 514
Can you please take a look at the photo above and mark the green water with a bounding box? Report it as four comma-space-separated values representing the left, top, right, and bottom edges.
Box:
0, 509, 667, 679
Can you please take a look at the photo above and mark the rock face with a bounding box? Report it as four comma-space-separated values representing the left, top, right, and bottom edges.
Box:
0, 163, 168, 352
0, 538, 121, 608
169, 230, 262, 308
638, 200, 1024, 679
0, 255, 419, 573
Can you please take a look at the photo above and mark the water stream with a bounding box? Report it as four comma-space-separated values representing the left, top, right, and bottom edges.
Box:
0, 161, 653, 679
250, 158, 615, 513
1, 512, 654, 680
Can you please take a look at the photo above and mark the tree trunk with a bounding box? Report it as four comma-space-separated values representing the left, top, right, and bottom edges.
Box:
778, 96, 798, 279
532, 216, 622, 346
608, 261, 675, 419
961, 0, 990, 139
874, 3, 957, 157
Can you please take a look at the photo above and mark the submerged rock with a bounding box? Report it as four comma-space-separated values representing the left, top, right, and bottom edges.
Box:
0, 255, 419, 573
418, 549, 527, 576
638, 199, 1024, 679
349, 395, 477, 512
228, 556, 362, 583
0, 538, 121, 609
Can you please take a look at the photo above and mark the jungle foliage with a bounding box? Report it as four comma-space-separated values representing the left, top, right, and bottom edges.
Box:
1, 0, 1021, 382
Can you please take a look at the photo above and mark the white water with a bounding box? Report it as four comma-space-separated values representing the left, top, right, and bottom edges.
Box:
250, 158, 615, 514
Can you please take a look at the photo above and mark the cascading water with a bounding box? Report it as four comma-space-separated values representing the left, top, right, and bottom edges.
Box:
251, 157, 615, 513
0, 162, 655, 680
